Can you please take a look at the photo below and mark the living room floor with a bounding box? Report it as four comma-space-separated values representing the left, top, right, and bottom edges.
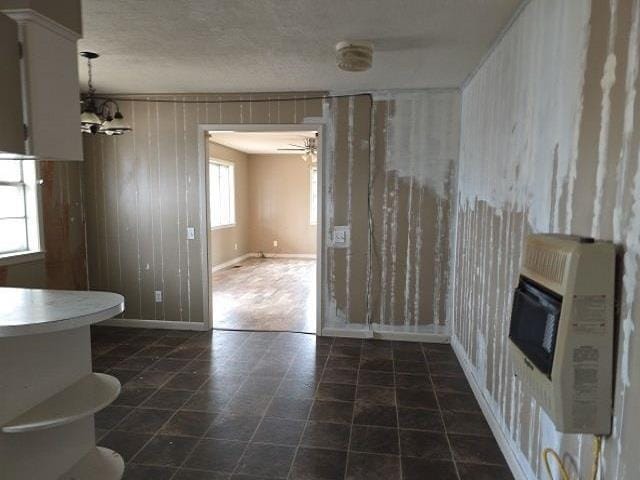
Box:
92, 326, 513, 480
211, 258, 316, 333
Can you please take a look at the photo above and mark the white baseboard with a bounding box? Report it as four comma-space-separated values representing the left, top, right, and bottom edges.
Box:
372, 323, 450, 343
450, 336, 533, 480
322, 323, 374, 338
99, 318, 209, 332
321, 323, 450, 343
252, 252, 316, 259
211, 253, 253, 273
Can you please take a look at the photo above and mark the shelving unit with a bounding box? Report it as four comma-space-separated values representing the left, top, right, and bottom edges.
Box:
2, 373, 120, 434
0, 288, 125, 480
61, 447, 125, 480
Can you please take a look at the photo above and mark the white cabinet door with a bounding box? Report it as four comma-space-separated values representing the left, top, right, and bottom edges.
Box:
12, 13, 83, 161
0, 13, 26, 158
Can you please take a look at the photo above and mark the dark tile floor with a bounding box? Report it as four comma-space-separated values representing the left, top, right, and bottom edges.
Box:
91, 326, 514, 480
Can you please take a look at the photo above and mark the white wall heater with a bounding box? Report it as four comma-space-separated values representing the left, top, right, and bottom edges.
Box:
508, 234, 615, 434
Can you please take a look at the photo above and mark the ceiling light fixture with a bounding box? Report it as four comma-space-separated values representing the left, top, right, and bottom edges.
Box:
79, 52, 132, 136
335, 41, 373, 72
277, 136, 318, 163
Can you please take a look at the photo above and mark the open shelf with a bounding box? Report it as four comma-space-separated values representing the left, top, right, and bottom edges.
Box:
60, 447, 124, 480
2, 373, 120, 433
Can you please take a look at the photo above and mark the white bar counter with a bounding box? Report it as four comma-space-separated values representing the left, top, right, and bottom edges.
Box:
0, 288, 125, 480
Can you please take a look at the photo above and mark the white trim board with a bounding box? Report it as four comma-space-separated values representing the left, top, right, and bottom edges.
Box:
322, 323, 450, 343
450, 336, 535, 480
372, 323, 450, 343
99, 318, 208, 332
253, 253, 316, 259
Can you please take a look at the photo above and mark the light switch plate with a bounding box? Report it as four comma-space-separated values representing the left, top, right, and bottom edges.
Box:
186, 227, 195, 240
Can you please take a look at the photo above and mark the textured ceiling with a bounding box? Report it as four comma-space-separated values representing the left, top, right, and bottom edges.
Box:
211, 131, 317, 155
78, 0, 522, 94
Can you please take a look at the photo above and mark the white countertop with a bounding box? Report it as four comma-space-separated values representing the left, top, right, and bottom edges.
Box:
0, 288, 124, 337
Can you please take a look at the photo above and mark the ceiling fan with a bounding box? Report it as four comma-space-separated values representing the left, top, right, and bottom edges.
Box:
278, 137, 317, 161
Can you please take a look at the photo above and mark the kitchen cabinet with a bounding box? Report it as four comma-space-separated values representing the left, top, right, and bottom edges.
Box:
0, 13, 26, 158
3, 9, 83, 161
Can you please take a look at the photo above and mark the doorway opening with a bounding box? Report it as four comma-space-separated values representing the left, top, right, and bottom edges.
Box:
205, 127, 322, 334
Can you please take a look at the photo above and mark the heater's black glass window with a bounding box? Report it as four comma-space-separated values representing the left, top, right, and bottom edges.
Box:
509, 277, 562, 378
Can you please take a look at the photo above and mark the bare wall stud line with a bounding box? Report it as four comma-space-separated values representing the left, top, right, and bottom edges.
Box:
183, 97, 192, 323
173, 96, 183, 322
132, 100, 143, 318
155, 100, 166, 320
346, 96, 354, 324
365, 100, 377, 327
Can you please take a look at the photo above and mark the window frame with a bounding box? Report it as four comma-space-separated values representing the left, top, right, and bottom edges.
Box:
309, 164, 318, 226
0, 159, 44, 266
208, 158, 236, 230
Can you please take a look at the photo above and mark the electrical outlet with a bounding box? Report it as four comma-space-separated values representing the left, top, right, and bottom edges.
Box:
273, 240, 278, 248
154, 290, 162, 303
234, 243, 238, 251
333, 226, 349, 246
186, 227, 195, 240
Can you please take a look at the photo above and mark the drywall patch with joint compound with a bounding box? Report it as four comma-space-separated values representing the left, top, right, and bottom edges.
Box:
385, 91, 459, 199
453, 0, 640, 479
458, 0, 591, 233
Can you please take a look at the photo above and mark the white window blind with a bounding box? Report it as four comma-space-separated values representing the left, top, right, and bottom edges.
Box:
209, 161, 236, 228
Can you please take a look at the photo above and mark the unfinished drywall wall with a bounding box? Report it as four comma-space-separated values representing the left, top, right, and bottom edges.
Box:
453, 0, 640, 478
322, 91, 460, 331
247, 153, 316, 255
0, 160, 87, 290
83, 90, 459, 330
209, 142, 250, 267
368, 91, 459, 332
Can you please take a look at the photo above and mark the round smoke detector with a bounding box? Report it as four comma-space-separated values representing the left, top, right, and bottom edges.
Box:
335, 41, 373, 72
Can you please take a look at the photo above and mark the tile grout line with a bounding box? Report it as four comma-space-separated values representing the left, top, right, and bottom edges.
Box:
392, 345, 404, 480
97, 332, 198, 467
164, 331, 256, 479
422, 344, 462, 480
285, 336, 333, 480
228, 336, 297, 478
342, 339, 364, 480
104, 330, 250, 478
128, 331, 243, 478
95, 330, 506, 478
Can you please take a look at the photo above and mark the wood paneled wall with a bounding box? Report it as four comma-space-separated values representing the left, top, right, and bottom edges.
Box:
0, 160, 87, 289
83, 90, 460, 331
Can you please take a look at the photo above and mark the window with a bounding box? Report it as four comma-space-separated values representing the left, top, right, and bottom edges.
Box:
310, 165, 318, 225
209, 160, 236, 228
0, 160, 41, 257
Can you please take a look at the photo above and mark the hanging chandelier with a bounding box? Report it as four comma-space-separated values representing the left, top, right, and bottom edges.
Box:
80, 52, 131, 136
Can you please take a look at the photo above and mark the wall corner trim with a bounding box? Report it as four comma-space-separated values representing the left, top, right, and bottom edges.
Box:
98, 318, 209, 332
450, 336, 535, 480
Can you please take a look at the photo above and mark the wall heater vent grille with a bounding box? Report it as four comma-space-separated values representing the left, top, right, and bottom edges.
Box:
523, 243, 567, 285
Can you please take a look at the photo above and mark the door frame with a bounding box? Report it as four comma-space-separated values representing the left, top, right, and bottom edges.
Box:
197, 122, 326, 335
